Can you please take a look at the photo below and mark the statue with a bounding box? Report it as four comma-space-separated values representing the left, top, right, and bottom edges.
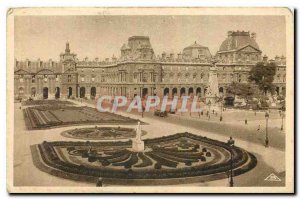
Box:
132, 121, 145, 151
135, 122, 142, 141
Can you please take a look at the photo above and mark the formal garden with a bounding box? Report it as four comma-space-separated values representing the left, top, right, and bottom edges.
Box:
31, 132, 257, 185
61, 126, 147, 140
23, 105, 140, 130
21, 99, 75, 106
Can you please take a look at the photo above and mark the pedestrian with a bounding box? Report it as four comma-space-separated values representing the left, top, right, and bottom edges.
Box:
257, 124, 260, 132
96, 178, 103, 187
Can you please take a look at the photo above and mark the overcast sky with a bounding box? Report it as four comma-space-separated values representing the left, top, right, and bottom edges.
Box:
15, 15, 286, 61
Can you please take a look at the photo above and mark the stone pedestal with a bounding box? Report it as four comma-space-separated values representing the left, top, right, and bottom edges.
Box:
131, 139, 145, 152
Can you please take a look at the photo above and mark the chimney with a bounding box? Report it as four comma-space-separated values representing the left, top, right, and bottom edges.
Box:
275, 55, 280, 63
65, 42, 70, 53
251, 32, 256, 40
26, 59, 30, 67
84, 57, 88, 62
95, 57, 99, 62
162, 52, 166, 59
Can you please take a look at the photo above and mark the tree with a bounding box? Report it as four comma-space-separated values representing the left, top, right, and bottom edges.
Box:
248, 61, 276, 94
226, 82, 260, 106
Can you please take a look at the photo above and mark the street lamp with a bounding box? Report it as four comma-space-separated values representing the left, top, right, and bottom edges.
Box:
265, 111, 269, 147
227, 137, 235, 187
281, 111, 285, 131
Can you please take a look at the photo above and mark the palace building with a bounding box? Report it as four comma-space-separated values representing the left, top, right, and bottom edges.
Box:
14, 31, 286, 100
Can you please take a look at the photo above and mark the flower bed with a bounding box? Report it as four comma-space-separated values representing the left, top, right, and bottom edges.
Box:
31, 133, 257, 184
23, 105, 141, 130
61, 127, 147, 140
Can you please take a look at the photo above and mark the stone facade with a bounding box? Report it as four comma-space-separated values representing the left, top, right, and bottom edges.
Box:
14, 31, 286, 100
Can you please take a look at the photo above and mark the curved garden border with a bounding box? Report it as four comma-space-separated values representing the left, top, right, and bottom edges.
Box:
31, 132, 257, 185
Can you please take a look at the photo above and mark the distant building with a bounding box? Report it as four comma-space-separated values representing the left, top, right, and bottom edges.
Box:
14, 31, 286, 101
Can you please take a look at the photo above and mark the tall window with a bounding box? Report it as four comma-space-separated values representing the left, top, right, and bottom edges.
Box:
68, 75, 72, 82
32, 75, 35, 83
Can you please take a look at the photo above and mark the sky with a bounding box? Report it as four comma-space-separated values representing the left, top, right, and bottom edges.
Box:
14, 15, 286, 61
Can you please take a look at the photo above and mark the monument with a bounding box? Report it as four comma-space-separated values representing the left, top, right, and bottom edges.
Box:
131, 122, 145, 151
205, 59, 220, 105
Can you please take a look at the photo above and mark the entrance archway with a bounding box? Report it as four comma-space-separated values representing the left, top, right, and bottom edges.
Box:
224, 96, 234, 106
91, 87, 96, 99
31, 87, 36, 97
68, 87, 72, 98
180, 87, 186, 96
142, 88, 148, 98
188, 87, 194, 96
164, 88, 169, 96
196, 87, 201, 97
133, 88, 137, 98
55, 87, 60, 99
80, 87, 86, 98
219, 87, 224, 97
172, 88, 177, 97
43, 87, 48, 99
276, 87, 280, 95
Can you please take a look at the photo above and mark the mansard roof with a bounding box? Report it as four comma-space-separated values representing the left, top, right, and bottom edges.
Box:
218, 31, 260, 52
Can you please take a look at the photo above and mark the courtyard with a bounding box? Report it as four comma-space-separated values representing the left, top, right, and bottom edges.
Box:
13, 99, 286, 187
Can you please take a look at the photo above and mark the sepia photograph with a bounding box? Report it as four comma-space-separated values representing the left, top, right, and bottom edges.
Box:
6, 7, 294, 193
